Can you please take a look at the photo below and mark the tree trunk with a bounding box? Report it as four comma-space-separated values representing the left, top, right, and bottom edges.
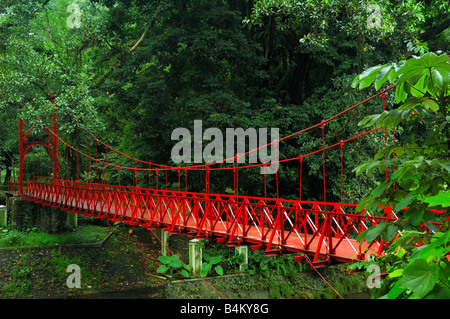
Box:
3, 167, 11, 186
288, 53, 311, 105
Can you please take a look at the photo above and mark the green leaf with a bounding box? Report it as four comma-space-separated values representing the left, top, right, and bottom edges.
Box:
395, 82, 408, 103
404, 207, 425, 226
208, 256, 222, 265
169, 257, 183, 269
392, 166, 415, 183
384, 109, 404, 129
375, 65, 393, 90
156, 264, 170, 274
435, 66, 449, 91
417, 52, 436, 68
423, 221, 440, 234
395, 191, 417, 212
388, 62, 403, 82
388, 268, 404, 278
351, 74, 361, 88
391, 230, 424, 249
202, 262, 212, 273
424, 285, 450, 299
396, 67, 425, 87
215, 265, 224, 276
438, 161, 450, 173
203, 253, 211, 263
410, 72, 428, 97
365, 160, 382, 174
423, 191, 450, 208
354, 162, 369, 176
387, 281, 407, 299
180, 269, 191, 278
374, 147, 389, 161
365, 222, 387, 243
383, 224, 399, 242
355, 197, 370, 213
371, 183, 387, 197
398, 258, 437, 298
356, 228, 369, 244
396, 248, 406, 258
157, 255, 173, 264
356, 65, 385, 89
414, 231, 450, 261
421, 98, 439, 112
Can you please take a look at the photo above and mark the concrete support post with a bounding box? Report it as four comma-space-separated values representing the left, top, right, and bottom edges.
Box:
66, 212, 78, 229
189, 239, 202, 274
161, 230, 170, 256
235, 245, 249, 271
0, 205, 7, 227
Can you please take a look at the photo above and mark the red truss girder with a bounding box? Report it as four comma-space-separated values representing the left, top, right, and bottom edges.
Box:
23, 179, 446, 266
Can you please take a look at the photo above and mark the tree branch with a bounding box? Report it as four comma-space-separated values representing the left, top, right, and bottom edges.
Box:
418, 18, 450, 42
45, 9, 58, 48
30, 80, 53, 99
129, 25, 150, 53
94, 2, 168, 90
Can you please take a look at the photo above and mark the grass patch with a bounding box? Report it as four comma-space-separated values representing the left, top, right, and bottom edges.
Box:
0, 225, 111, 248
0, 227, 166, 298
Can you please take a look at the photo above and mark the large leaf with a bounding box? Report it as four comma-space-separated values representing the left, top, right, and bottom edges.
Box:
202, 262, 212, 273
423, 191, 450, 208
169, 257, 183, 269
387, 281, 407, 299
395, 82, 408, 103
158, 255, 173, 264
410, 72, 429, 97
424, 285, 450, 299
396, 67, 426, 87
352, 65, 386, 89
375, 64, 394, 90
404, 207, 425, 226
431, 68, 444, 91
215, 265, 224, 276
413, 231, 450, 261
398, 258, 437, 298
392, 53, 449, 101
420, 52, 440, 68
180, 269, 191, 278
394, 191, 417, 212
382, 223, 399, 242
157, 264, 170, 274
208, 256, 222, 265
365, 221, 387, 243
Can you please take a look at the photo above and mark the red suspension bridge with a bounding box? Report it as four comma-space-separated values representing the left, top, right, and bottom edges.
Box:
7, 87, 447, 268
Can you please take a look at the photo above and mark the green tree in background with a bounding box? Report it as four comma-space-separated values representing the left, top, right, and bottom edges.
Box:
0, 0, 106, 182
0, 0, 448, 201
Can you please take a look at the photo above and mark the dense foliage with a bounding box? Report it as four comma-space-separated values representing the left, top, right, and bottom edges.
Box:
351, 52, 449, 299
1, 0, 447, 199
0, 0, 448, 298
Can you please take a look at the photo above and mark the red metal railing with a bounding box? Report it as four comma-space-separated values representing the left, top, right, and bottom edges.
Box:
23, 179, 410, 266
7, 177, 18, 192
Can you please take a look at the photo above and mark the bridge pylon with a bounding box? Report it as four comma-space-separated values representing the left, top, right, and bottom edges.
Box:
18, 95, 59, 195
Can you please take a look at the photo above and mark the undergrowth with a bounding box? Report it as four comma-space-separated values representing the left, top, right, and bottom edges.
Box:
0, 225, 111, 248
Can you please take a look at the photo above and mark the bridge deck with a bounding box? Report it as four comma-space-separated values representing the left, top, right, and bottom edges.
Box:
25, 184, 380, 265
